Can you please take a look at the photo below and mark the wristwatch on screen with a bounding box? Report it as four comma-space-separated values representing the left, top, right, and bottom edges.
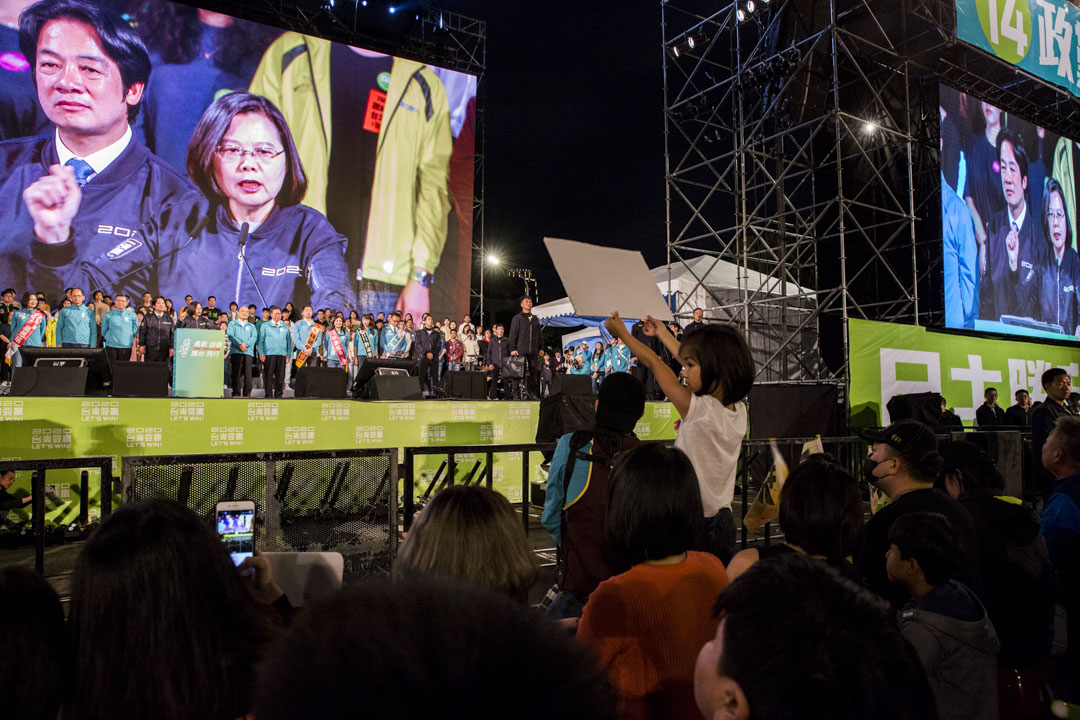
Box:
411, 268, 434, 288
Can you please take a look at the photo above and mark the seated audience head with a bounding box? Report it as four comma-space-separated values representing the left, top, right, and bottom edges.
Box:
695, 553, 935, 720
606, 443, 702, 564
255, 578, 618, 720
777, 455, 864, 561
1042, 415, 1080, 480
859, 419, 943, 498
394, 485, 538, 604
677, 324, 754, 402
0, 567, 67, 720
594, 372, 646, 434
67, 499, 277, 720
939, 440, 1005, 498
885, 511, 963, 590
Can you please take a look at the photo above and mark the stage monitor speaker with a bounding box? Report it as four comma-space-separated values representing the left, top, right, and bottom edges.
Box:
295, 367, 348, 398
11, 365, 88, 396
365, 374, 421, 400
440, 371, 487, 399
747, 383, 839, 439
111, 361, 169, 397
886, 392, 944, 427
551, 374, 593, 396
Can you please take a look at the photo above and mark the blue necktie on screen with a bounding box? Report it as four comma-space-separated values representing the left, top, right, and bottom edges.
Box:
65, 157, 94, 186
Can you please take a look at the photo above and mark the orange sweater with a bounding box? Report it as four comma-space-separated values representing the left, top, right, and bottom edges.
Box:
577, 551, 729, 720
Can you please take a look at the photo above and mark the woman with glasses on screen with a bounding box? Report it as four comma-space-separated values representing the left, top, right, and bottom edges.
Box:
1039, 177, 1080, 336
150, 92, 356, 314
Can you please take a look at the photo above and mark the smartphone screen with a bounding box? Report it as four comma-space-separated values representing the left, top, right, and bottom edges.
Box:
216, 507, 255, 566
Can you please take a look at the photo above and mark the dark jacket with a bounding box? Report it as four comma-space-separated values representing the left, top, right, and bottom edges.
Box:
488, 335, 510, 367
1032, 401, 1072, 490
508, 311, 540, 356
1038, 246, 1080, 335
959, 488, 1055, 666
976, 403, 1006, 429
0, 135, 199, 302
180, 315, 215, 330
898, 581, 1000, 720
1004, 404, 1031, 428
980, 207, 1044, 321
413, 326, 442, 358
139, 312, 175, 351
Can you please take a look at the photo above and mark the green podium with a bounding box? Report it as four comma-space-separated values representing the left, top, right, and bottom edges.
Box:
173, 329, 227, 398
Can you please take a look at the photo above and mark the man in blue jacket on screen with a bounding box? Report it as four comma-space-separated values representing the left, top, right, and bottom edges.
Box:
0, 0, 200, 302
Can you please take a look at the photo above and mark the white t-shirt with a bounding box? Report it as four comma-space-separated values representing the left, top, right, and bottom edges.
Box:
674, 393, 747, 517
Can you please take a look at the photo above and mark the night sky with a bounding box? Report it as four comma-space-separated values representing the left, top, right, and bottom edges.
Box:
432, 0, 667, 309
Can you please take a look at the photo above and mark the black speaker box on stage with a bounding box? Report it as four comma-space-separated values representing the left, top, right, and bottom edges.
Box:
551, 374, 593, 396
111, 361, 169, 397
11, 365, 88, 396
366, 374, 422, 400
295, 367, 348, 398
440, 371, 487, 399
886, 392, 945, 428
747, 383, 839, 439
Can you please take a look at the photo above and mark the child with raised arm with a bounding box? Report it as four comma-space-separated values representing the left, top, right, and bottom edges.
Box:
603, 312, 754, 563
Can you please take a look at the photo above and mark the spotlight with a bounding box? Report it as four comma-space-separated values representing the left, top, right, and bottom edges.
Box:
687, 34, 696, 50
673, 44, 681, 57
388, 5, 396, 13
736, 7, 747, 21
864, 121, 877, 133
487, 254, 500, 265
747, 0, 755, 11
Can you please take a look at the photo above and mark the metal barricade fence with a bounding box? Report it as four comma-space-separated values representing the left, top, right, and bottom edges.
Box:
122, 449, 397, 582
0, 456, 113, 574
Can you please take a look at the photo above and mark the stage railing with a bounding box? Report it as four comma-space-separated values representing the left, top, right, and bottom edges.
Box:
0, 456, 113, 574
401, 443, 558, 533
121, 449, 398, 582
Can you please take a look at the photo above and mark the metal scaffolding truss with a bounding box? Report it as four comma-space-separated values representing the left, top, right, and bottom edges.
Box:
663, 0, 1080, 392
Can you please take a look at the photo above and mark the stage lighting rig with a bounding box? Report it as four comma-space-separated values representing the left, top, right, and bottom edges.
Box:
671, 26, 711, 57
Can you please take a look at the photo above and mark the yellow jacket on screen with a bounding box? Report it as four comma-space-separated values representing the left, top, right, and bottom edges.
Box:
249, 34, 452, 287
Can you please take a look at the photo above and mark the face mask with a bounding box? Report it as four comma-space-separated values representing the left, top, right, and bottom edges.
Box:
863, 456, 883, 485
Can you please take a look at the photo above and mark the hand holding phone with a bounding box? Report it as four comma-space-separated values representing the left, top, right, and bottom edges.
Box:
216, 500, 255, 569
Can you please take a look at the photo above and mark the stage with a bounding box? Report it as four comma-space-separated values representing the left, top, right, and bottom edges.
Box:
0, 398, 677, 525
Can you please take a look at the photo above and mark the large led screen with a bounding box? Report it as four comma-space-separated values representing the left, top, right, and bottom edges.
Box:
0, 0, 477, 320
940, 83, 1078, 342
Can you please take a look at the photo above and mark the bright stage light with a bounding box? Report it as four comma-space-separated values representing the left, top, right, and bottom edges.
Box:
747, 1, 755, 11
864, 121, 877, 133
487, 254, 500, 265
687, 35, 696, 50
736, 7, 747, 21
388, 5, 396, 13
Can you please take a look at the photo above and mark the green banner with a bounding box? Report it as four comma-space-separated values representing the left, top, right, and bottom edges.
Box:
173, 329, 227, 398
849, 318, 1080, 426
956, 0, 1080, 100
0, 398, 677, 524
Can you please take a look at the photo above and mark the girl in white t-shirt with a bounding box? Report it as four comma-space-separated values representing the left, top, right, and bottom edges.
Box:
604, 312, 754, 562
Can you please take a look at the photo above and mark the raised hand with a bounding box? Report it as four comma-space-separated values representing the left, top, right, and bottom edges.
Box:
24, 164, 82, 244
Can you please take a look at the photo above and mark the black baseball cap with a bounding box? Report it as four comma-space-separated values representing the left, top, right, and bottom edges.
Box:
859, 419, 941, 469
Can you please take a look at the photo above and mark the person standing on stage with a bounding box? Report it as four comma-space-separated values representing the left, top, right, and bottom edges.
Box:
683, 307, 706, 336
138, 295, 173, 362
6, 291, 46, 367
203, 295, 222, 323
508, 296, 541, 399
486, 323, 509, 400
55, 287, 95, 347
412, 313, 442, 394
179, 301, 213, 330
380, 311, 408, 359
1005, 388, 1033, 427
100, 293, 137, 363
226, 304, 256, 397
290, 305, 317, 369
257, 305, 289, 399
321, 314, 350, 370
605, 336, 632, 375
975, 387, 1006, 429
1032, 367, 1075, 494
0, 287, 19, 384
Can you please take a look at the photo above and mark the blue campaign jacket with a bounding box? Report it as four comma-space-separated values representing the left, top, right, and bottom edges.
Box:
9, 307, 46, 347
152, 203, 357, 314
101, 308, 139, 349
606, 343, 631, 372
322, 328, 351, 365
56, 304, 96, 346
381, 325, 408, 357
226, 320, 258, 357
258, 320, 291, 357
353, 327, 379, 358
0, 135, 199, 302
291, 318, 319, 354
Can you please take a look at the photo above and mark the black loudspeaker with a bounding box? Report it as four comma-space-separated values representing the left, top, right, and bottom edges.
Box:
295, 367, 348, 398
365, 374, 422, 400
112, 361, 170, 397
747, 383, 839, 439
440, 371, 487, 399
551, 374, 593, 396
886, 391, 944, 427
11, 365, 88, 396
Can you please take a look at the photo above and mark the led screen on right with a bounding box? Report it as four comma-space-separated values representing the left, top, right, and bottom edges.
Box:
940, 83, 1079, 342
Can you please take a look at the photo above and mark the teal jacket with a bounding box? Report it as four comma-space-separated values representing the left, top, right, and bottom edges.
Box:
56, 304, 96, 346
258, 321, 291, 357
101, 308, 139, 349
227, 320, 258, 357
